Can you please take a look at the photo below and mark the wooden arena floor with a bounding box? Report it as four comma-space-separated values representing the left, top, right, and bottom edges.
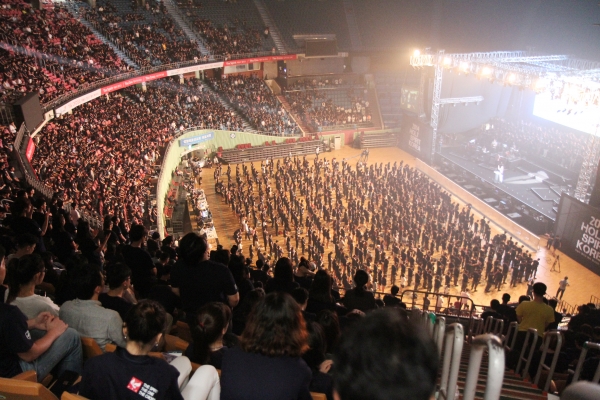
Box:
197, 146, 600, 310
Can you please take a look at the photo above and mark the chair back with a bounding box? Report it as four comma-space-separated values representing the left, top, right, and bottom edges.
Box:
515, 328, 538, 379
310, 393, 327, 400
81, 337, 103, 360
0, 375, 58, 400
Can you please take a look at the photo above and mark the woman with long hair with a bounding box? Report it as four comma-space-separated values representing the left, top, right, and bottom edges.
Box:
264, 257, 300, 294
186, 302, 231, 369
307, 269, 338, 315
220, 292, 312, 400
6, 254, 60, 318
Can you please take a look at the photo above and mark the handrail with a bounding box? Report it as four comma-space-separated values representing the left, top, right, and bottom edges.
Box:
483, 316, 504, 337
438, 323, 464, 400
433, 316, 446, 356
590, 295, 600, 308
534, 330, 563, 392
462, 334, 505, 400
572, 341, 600, 383
503, 321, 519, 352
515, 328, 538, 379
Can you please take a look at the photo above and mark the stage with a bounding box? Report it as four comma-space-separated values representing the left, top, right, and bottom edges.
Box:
436, 146, 572, 234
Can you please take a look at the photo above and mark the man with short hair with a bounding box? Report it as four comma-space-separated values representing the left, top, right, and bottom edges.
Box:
122, 224, 156, 298
556, 276, 569, 300
333, 309, 438, 400
383, 285, 401, 308
59, 267, 127, 351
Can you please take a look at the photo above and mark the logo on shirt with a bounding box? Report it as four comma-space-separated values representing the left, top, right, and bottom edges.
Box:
127, 377, 159, 400
25, 330, 31, 340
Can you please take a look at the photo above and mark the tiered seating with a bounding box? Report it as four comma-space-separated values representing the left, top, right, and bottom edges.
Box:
31, 78, 244, 223
375, 72, 411, 129
79, 0, 202, 67
0, 0, 124, 106
176, 0, 276, 56
283, 77, 373, 132
262, 0, 350, 51
209, 75, 300, 135
220, 138, 322, 164
358, 131, 399, 148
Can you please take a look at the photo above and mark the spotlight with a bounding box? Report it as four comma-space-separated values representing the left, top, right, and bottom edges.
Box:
443, 57, 452, 66
413, 49, 420, 56
508, 74, 517, 83
460, 61, 469, 71
481, 67, 492, 76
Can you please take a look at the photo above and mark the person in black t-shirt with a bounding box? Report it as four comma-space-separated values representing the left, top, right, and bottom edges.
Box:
170, 233, 239, 323
79, 301, 185, 400
122, 225, 156, 298
99, 263, 135, 320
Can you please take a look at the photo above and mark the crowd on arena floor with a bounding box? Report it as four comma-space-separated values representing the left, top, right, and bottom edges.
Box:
0, 0, 126, 105
283, 80, 372, 130
209, 75, 300, 135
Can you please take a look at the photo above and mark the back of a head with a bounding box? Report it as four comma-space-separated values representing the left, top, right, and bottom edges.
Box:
70, 265, 103, 300
310, 269, 332, 300
333, 308, 438, 400
125, 300, 167, 345
6, 253, 44, 303
178, 232, 208, 265
193, 302, 231, 364
490, 299, 500, 310
303, 321, 326, 370
353, 269, 369, 292
533, 282, 547, 297
105, 262, 132, 290
274, 257, 294, 282
502, 293, 510, 303
240, 292, 308, 357
129, 224, 147, 242
16, 233, 37, 249
391, 285, 399, 296
291, 287, 309, 306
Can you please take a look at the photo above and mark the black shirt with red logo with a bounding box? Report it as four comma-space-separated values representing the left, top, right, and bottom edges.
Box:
79, 347, 183, 400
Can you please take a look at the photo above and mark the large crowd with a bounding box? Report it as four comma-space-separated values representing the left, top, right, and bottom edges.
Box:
80, 0, 203, 67
30, 78, 243, 225
209, 75, 300, 135
283, 79, 372, 131
0, 0, 126, 105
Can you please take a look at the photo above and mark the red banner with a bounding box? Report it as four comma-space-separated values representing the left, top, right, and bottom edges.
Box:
26, 138, 35, 161
223, 54, 297, 67
100, 71, 168, 95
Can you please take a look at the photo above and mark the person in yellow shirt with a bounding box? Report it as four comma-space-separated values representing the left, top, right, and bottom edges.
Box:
508, 282, 555, 369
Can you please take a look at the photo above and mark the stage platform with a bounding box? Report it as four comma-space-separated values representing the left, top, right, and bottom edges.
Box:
437, 148, 572, 234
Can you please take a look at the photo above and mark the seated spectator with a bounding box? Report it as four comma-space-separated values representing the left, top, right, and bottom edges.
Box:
264, 257, 300, 294
6, 254, 60, 318
231, 288, 265, 336
50, 212, 76, 264
99, 262, 136, 320
332, 308, 438, 400
0, 303, 82, 380
317, 310, 341, 357
79, 300, 190, 400
228, 255, 254, 305
249, 259, 269, 286
220, 292, 312, 400
186, 302, 231, 369
291, 287, 316, 322
307, 269, 338, 315
6, 233, 37, 262
303, 321, 334, 400
341, 270, 376, 312
481, 299, 504, 322
59, 266, 127, 351
9, 198, 46, 253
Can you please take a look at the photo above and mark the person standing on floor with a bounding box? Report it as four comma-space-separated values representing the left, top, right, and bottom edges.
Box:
556, 277, 569, 300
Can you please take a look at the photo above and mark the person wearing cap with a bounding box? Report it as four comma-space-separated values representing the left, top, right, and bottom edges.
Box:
556, 277, 569, 299
508, 282, 555, 368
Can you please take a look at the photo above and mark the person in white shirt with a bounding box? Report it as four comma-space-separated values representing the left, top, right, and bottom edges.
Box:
556, 277, 569, 300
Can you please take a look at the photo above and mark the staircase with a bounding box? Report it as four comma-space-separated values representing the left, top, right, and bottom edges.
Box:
202, 81, 253, 131
277, 95, 309, 135
448, 342, 548, 400
61, 1, 139, 69
162, 0, 211, 57
342, 0, 363, 51
252, 0, 288, 54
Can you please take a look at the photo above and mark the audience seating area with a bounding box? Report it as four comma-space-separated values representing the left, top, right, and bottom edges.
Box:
262, 0, 351, 51
176, 0, 276, 56
220, 138, 322, 164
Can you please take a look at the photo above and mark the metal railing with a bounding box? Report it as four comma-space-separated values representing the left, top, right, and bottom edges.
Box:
462, 334, 505, 400
572, 341, 600, 383
515, 328, 538, 379
503, 321, 519, 352
534, 330, 563, 392
438, 323, 464, 400
590, 295, 600, 309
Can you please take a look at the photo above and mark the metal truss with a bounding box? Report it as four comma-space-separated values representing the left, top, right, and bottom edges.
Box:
430, 50, 444, 160
439, 96, 483, 104
575, 125, 600, 203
